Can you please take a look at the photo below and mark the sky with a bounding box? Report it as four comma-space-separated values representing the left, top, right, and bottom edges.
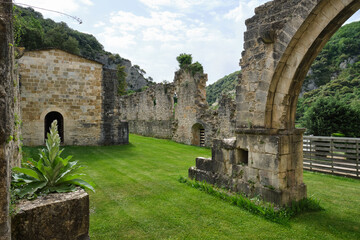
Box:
14, 0, 360, 85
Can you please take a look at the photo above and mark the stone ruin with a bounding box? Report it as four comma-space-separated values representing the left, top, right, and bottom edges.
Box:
118, 68, 237, 147
18, 49, 129, 146
190, 0, 360, 205
2, 1, 360, 239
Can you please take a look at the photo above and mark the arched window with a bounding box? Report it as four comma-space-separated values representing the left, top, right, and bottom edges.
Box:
44, 111, 64, 143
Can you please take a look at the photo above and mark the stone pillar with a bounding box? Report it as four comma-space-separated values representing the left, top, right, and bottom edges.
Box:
0, 1, 14, 239
189, 128, 307, 206
235, 129, 307, 205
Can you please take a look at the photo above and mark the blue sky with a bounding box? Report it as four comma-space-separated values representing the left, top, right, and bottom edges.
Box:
14, 0, 360, 84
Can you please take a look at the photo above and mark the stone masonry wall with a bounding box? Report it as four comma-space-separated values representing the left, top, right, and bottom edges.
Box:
118, 69, 236, 147
102, 68, 129, 145
0, 1, 15, 238
11, 190, 90, 240
119, 83, 175, 139
172, 70, 208, 145
19, 49, 103, 146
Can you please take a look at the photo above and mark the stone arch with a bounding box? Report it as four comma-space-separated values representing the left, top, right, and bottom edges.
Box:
44, 111, 64, 143
191, 122, 205, 147
238, 0, 360, 130
265, 0, 360, 130
200, 0, 360, 205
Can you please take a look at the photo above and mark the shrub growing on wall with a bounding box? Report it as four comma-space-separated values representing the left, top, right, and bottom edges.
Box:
176, 53, 193, 69
117, 65, 127, 96
176, 53, 204, 76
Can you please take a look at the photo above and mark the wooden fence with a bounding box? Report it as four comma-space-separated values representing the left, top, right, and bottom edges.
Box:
303, 136, 360, 178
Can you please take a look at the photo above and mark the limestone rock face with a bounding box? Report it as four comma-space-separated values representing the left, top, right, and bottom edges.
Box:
11, 190, 90, 240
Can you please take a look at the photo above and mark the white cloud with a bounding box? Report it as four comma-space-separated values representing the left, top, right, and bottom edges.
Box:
138, 0, 227, 11
14, 0, 93, 18
225, 0, 268, 23
94, 21, 105, 28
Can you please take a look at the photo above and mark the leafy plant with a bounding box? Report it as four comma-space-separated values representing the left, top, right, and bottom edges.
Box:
12, 120, 94, 199
176, 53, 193, 69
117, 64, 127, 95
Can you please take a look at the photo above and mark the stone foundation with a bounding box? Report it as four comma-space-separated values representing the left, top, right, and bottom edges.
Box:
11, 190, 90, 240
189, 129, 307, 206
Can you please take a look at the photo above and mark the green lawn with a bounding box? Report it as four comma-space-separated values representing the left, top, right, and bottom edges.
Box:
23, 134, 360, 240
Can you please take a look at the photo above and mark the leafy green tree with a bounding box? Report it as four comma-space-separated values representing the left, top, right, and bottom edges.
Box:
117, 65, 127, 95
62, 36, 80, 55
301, 96, 360, 137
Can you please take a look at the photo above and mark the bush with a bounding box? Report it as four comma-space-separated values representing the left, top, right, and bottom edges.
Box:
301, 96, 360, 137
176, 53, 192, 69
12, 120, 94, 199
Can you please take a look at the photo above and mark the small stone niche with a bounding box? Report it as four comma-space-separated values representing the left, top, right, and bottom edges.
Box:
237, 148, 248, 165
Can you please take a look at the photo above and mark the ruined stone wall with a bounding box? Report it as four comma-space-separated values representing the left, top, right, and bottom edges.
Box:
117, 68, 236, 147
19, 49, 104, 146
172, 70, 208, 145
215, 95, 236, 140
118, 83, 175, 139
0, 1, 14, 238
102, 68, 129, 145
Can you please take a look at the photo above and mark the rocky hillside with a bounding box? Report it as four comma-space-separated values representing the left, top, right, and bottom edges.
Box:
301, 21, 360, 93
14, 5, 153, 91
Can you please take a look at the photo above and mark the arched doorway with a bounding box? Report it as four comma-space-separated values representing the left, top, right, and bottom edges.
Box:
191, 123, 205, 147
44, 111, 64, 143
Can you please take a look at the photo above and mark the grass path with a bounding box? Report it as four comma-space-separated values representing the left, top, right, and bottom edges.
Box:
24, 134, 360, 239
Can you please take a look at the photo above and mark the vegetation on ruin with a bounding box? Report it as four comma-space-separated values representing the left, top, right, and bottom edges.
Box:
116, 65, 127, 96
12, 121, 94, 200
22, 134, 360, 239
178, 176, 323, 224
176, 53, 204, 76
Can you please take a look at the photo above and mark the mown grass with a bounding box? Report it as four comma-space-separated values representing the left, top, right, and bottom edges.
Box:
23, 134, 360, 240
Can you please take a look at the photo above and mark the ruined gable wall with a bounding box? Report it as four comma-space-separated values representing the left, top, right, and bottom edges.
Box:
118, 83, 175, 139
19, 49, 103, 146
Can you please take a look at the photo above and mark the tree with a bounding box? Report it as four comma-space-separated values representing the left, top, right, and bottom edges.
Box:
117, 65, 127, 95
301, 96, 360, 137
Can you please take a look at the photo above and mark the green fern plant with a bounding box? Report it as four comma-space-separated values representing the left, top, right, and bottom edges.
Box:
12, 120, 94, 198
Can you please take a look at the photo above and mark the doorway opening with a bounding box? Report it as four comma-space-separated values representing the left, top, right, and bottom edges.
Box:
191, 123, 205, 147
44, 111, 64, 143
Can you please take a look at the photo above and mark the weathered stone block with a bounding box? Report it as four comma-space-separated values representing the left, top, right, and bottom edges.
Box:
195, 157, 213, 172
11, 190, 89, 240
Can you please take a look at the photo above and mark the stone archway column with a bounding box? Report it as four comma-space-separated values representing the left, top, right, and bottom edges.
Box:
0, 1, 14, 239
